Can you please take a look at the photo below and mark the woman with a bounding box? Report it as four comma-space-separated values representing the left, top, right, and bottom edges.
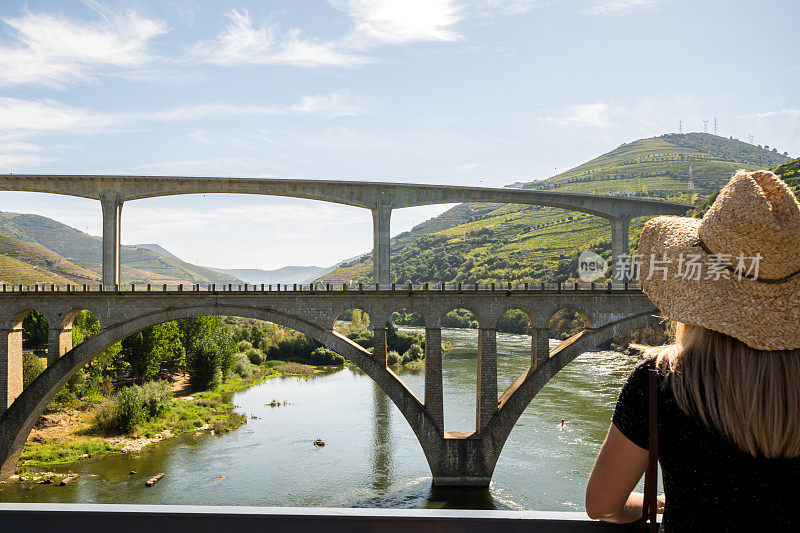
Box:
586, 170, 800, 531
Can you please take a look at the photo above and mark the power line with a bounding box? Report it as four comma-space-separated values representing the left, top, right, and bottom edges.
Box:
703, 120, 708, 133
679, 119, 682, 134
713, 117, 718, 135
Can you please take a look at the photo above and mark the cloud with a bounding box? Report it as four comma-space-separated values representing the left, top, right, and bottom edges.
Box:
0, 93, 363, 135
188, 9, 367, 67
190, 3, 466, 68
0, 5, 168, 88
584, 0, 665, 15
743, 109, 800, 120
541, 103, 614, 127
336, 0, 464, 47
0, 94, 364, 171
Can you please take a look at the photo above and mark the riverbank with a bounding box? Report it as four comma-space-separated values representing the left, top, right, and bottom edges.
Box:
9, 361, 319, 480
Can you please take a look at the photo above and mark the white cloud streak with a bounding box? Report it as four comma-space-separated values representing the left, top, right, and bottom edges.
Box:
337, 0, 464, 47
584, 0, 665, 15
0, 6, 168, 88
744, 109, 800, 120
541, 102, 614, 127
187, 9, 367, 67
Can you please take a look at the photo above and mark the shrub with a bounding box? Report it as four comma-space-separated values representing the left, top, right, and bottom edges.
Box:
387, 350, 401, 366
310, 347, 345, 365
245, 348, 264, 365
139, 380, 172, 418
22, 352, 45, 388
116, 387, 146, 432
93, 398, 120, 432
236, 340, 253, 352
234, 353, 254, 378
402, 344, 424, 363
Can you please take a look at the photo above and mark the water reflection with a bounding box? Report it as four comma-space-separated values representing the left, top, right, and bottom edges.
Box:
371, 382, 392, 493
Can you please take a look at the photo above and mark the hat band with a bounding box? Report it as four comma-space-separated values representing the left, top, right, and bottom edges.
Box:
693, 240, 800, 284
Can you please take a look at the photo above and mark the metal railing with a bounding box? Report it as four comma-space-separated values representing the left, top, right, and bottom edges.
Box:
0, 504, 646, 532
0, 282, 644, 294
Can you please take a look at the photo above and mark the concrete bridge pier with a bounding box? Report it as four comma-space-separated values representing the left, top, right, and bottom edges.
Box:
0, 327, 22, 413
424, 327, 444, 430
477, 328, 498, 433
100, 192, 123, 289
610, 213, 631, 284
47, 327, 73, 366
432, 435, 494, 486
371, 204, 392, 286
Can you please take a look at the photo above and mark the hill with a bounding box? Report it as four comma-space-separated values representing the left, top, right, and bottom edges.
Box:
206, 265, 334, 286
319, 133, 792, 285
0, 212, 244, 285
0, 232, 99, 284
772, 157, 800, 195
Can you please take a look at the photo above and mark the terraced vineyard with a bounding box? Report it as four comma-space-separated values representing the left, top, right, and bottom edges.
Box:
319, 133, 791, 285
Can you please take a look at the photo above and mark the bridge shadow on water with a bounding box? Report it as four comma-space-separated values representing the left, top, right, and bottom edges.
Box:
353, 483, 498, 510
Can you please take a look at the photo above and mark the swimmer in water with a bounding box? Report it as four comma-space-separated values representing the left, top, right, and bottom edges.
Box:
560, 418, 566, 431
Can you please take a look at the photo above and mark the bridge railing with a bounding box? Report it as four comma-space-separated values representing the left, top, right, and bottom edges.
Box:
0, 282, 644, 294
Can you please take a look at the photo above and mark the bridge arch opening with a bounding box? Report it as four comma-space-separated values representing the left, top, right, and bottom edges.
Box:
386, 307, 426, 400
496, 308, 534, 395
440, 307, 480, 432
333, 308, 372, 355
549, 308, 591, 343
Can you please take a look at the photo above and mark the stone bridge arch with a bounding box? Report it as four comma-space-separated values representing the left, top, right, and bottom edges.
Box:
0, 304, 441, 480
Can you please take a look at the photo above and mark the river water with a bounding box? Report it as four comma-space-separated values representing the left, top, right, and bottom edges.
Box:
0, 327, 640, 509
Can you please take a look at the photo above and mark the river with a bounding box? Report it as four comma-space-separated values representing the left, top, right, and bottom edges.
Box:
0, 327, 641, 509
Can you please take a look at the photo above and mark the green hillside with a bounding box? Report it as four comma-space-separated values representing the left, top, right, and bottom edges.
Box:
0, 232, 99, 284
772, 157, 800, 195
0, 213, 243, 285
319, 133, 791, 285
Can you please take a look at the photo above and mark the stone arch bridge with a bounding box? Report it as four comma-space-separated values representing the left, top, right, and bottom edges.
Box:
0, 284, 660, 485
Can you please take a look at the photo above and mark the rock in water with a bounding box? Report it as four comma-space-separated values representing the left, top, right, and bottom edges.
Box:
145, 473, 165, 487
59, 474, 79, 486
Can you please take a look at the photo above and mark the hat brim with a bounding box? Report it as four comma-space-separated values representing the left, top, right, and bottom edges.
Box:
638, 216, 800, 351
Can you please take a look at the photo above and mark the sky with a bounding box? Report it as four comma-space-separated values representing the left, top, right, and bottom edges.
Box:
0, 0, 798, 269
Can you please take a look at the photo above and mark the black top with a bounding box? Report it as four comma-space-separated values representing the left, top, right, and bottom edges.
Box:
612, 358, 800, 532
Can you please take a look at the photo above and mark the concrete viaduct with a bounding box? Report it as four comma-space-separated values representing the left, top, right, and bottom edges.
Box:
0, 284, 661, 485
0, 175, 689, 285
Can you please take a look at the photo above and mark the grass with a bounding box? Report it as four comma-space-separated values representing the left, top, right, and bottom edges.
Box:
17, 438, 123, 473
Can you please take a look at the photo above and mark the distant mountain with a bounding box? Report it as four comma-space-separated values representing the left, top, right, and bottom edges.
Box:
318, 133, 792, 285
206, 265, 334, 285
0, 212, 243, 285
134, 243, 183, 261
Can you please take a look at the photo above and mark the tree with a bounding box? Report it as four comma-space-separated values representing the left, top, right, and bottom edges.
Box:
121, 322, 184, 382
22, 310, 48, 349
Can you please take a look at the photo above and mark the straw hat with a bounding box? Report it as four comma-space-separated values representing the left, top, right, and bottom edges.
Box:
638, 170, 800, 351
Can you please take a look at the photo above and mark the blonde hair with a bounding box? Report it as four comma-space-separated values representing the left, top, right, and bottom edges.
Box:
654, 323, 800, 459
